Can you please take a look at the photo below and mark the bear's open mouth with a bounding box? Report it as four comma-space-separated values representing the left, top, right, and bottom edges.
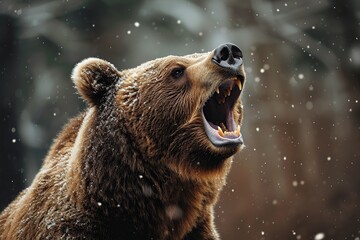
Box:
202, 77, 243, 146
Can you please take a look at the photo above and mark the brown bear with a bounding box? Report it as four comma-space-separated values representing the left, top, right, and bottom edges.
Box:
0, 43, 246, 240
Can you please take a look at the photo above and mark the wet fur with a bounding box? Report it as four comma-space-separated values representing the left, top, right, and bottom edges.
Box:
0, 53, 245, 239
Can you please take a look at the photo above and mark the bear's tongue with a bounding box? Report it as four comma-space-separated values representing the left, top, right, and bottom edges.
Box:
202, 79, 243, 146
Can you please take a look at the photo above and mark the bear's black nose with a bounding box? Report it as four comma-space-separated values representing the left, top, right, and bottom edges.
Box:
212, 43, 243, 73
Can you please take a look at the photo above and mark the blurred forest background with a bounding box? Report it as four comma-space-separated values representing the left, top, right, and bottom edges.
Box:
0, 0, 359, 239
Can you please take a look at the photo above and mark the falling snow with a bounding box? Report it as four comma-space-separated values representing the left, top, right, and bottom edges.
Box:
314, 232, 325, 240
292, 180, 298, 187
306, 101, 313, 110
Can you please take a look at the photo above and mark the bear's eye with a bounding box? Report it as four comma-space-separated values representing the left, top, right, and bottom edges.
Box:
171, 67, 185, 79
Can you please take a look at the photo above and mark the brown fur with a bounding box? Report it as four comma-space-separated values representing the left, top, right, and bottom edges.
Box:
0, 50, 245, 239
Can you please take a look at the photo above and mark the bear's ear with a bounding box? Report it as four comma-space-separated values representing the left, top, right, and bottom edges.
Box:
71, 58, 120, 106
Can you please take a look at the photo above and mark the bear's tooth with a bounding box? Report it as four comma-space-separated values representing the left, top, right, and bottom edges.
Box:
235, 80, 242, 91
218, 126, 225, 137
236, 125, 240, 136
223, 125, 241, 137
220, 123, 227, 132
224, 130, 233, 135
216, 88, 220, 94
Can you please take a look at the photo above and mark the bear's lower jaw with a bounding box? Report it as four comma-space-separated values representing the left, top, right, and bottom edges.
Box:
202, 111, 243, 147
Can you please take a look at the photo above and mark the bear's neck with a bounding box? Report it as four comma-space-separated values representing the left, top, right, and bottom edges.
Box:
67, 106, 219, 207
65, 107, 221, 237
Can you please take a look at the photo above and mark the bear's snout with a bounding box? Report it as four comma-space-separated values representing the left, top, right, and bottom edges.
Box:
212, 43, 243, 74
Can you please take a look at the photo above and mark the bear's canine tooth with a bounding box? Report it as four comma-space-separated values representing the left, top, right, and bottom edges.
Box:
216, 88, 220, 94
234, 79, 242, 91
217, 126, 225, 137
220, 123, 227, 132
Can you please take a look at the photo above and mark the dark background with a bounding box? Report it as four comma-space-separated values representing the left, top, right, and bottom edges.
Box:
1, 0, 359, 239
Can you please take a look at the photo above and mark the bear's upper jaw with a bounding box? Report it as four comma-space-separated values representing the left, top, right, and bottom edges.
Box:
202, 77, 243, 147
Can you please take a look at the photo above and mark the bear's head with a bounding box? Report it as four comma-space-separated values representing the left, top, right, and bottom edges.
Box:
71, 43, 245, 180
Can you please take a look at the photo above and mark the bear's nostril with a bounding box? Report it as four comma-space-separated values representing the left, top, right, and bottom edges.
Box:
231, 45, 242, 59
219, 47, 229, 61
